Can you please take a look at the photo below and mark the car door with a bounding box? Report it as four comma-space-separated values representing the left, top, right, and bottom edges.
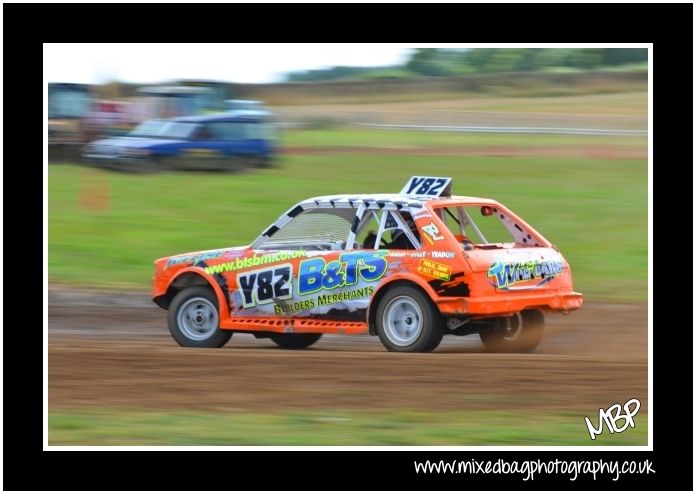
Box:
227, 206, 385, 323
220, 121, 259, 167
182, 122, 228, 170
241, 120, 275, 164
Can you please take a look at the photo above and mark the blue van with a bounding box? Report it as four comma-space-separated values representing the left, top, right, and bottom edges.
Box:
83, 112, 277, 171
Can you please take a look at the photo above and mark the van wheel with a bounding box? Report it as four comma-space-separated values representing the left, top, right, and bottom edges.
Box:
375, 285, 443, 352
168, 286, 232, 348
479, 309, 544, 353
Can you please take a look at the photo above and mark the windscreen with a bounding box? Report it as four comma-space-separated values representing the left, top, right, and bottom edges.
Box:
259, 209, 354, 249
129, 120, 197, 139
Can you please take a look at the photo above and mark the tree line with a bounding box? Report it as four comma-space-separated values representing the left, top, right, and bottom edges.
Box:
286, 48, 647, 82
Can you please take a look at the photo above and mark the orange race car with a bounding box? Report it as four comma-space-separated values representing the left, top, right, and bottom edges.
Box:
152, 176, 583, 352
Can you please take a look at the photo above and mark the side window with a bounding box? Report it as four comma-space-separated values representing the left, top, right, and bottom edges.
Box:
435, 206, 520, 246
196, 123, 218, 140
391, 212, 420, 249
356, 211, 380, 249
438, 207, 480, 242
247, 123, 261, 139
383, 211, 419, 250
439, 208, 464, 237
227, 122, 245, 140
463, 207, 516, 244
356, 210, 420, 250
213, 122, 232, 140
212, 122, 229, 140
197, 122, 247, 141
246, 122, 275, 140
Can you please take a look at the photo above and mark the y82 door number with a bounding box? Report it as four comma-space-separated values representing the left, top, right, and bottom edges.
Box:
237, 264, 293, 308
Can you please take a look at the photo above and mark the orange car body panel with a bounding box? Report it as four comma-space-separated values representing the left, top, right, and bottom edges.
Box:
152, 195, 582, 334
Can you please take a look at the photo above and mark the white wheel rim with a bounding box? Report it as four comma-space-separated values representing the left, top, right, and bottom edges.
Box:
382, 296, 423, 346
177, 297, 219, 341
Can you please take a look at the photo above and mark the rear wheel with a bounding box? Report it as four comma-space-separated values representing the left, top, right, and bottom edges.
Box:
479, 309, 544, 353
375, 285, 443, 353
270, 333, 322, 349
168, 286, 232, 348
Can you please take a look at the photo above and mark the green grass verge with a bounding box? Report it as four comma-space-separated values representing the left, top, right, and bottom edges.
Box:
48, 408, 647, 446
284, 128, 647, 147
48, 130, 647, 301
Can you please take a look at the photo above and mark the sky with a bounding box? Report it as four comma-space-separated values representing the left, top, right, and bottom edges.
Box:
46, 43, 413, 84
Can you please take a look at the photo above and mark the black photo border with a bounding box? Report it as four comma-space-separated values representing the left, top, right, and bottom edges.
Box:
5, 2, 692, 491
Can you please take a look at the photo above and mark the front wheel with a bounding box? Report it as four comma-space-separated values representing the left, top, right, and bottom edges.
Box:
168, 286, 232, 348
479, 309, 544, 353
270, 333, 322, 349
375, 285, 443, 352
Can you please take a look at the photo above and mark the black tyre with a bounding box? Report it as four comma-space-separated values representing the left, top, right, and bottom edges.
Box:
479, 309, 544, 353
133, 158, 161, 173
374, 285, 443, 352
168, 286, 232, 348
270, 333, 322, 349
253, 156, 274, 169
114, 158, 160, 174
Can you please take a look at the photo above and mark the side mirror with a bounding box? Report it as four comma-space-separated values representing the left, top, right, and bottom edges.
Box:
481, 206, 494, 216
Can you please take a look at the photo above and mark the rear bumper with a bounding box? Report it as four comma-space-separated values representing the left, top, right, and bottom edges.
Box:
436, 290, 583, 317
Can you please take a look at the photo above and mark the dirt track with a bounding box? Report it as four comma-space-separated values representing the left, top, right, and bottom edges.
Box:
48, 289, 648, 413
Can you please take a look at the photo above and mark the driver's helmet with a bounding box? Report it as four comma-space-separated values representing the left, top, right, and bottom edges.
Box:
384, 214, 398, 229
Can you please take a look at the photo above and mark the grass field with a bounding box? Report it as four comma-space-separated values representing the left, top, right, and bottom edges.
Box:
283, 129, 647, 147
255, 71, 647, 105
48, 128, 647, 301
49, 408, 647, 446
277, 91, 648, 116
